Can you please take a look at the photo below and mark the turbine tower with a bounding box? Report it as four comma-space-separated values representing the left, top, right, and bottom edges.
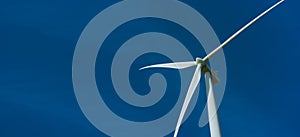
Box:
140, 1, 284, 137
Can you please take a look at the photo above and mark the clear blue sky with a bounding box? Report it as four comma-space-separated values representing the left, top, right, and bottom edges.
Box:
0, 0, 299, 136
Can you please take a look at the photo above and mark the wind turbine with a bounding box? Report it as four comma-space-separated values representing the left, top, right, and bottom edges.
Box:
140, 0, 284, 137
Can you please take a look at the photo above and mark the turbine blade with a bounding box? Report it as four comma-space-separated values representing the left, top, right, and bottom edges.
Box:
139, 61, 196, 70
174, 64, 202, 137
203, 0, 284, 62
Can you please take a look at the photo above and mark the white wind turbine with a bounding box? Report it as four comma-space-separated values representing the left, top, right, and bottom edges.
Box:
140, 1, 284, 137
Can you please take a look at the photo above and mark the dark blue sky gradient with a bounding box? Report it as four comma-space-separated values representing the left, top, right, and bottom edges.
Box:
0, 0, 299, 137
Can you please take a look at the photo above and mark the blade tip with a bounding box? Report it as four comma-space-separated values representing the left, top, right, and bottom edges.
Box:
279, 0, 285, 4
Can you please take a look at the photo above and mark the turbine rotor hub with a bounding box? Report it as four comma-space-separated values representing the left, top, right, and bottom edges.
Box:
196, 57, 204, 64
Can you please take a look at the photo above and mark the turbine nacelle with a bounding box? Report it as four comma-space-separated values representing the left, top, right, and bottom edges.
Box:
195, 57, 219, 84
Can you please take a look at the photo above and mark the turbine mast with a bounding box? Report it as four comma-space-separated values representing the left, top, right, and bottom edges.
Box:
204, 69, 222, 137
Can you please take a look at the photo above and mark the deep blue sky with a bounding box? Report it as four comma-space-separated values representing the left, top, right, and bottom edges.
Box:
1, 0, 300, 137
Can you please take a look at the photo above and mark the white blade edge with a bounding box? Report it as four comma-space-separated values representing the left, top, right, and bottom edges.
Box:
204, 72, 221, 137
203, 0, 284, 62
139, 61, 196, 70
174, 64, 202, 137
